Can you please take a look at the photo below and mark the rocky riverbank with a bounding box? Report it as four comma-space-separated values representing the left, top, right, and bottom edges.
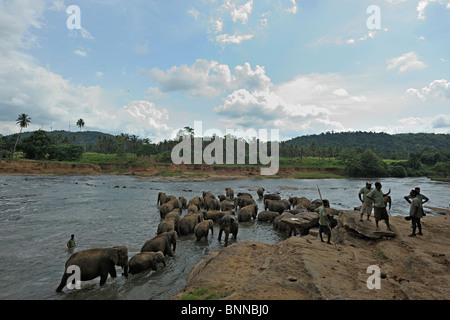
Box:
172, 211, 450, 300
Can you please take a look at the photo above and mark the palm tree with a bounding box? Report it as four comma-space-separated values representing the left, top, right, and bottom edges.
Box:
76, 118, 86, 159
76, 119, 85, 131
12, 113, 31, 158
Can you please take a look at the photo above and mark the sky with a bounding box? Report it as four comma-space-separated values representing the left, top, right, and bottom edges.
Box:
0, 0, 449, 142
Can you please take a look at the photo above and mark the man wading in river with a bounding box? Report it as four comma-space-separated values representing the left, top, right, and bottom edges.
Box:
367, 182, 392, 231
66, 234, 76, 251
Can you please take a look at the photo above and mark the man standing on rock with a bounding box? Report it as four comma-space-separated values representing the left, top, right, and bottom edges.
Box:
358, 181, 374, 222
404, 187, 429, 208
406, 190, 424, 237
367, 182, 392, 231
316, 202, 332, 244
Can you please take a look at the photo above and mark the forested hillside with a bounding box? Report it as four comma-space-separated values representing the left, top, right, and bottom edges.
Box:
283, 131, 450, 154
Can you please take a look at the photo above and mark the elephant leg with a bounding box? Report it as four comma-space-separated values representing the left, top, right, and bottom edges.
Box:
99, 274, 108, 286
224, 226, 230, 247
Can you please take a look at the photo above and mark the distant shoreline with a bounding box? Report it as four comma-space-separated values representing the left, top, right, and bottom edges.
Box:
0, 159, 345, 180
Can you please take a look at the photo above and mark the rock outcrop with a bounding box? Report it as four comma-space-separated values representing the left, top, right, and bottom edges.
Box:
172, 212, 450, 300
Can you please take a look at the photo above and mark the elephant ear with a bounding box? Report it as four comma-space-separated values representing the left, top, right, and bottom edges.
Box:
110, 249, 119, 265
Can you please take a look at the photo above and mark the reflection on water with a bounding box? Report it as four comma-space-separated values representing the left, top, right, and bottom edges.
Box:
0, 175, 448, 300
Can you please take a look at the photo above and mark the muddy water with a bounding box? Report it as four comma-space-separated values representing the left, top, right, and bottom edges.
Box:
0, 175, 448, 300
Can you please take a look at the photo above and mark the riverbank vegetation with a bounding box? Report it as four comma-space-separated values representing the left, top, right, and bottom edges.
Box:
1, 127, 449, 180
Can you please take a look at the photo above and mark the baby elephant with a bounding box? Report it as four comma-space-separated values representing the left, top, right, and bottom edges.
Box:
194, 219, 214, 241
128, 251, 165, 274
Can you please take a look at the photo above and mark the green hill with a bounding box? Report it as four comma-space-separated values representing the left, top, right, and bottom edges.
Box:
8, 130, 115, 147
284, 131, 450, 153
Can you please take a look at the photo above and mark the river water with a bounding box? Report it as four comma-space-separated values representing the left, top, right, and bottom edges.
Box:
0, 175, 448, 300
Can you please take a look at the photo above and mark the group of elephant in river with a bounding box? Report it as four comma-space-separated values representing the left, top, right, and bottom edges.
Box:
55, 186, 334, 293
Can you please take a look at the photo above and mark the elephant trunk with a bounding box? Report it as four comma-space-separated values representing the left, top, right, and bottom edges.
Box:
172, 241, 176, 253
224, 226, 230, 247
121, 260, 129, 277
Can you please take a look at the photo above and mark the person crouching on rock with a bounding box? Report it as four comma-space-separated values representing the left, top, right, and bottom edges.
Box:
406, 190, 424, 237
316, 202, 331, 244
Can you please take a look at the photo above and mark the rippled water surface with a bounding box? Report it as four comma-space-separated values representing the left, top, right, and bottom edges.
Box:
0, 175, 448, 300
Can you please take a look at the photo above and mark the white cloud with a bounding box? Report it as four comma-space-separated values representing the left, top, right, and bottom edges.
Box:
116, 100, 172, 141
210, 18, 224, 33
142, 59, 235, 99
212, 71, 372, 137
74, 49, 87, 57
0, 0, 46, 54
206, 0, 295, 45
369, 114, 450, 134
230, 0, 253, 24
286, 0, 298, 14
387, 51, 427, 73
215, 32, 254, 44
405, 79, 450, 101
143, 60, 273, 99
417, 0, 450, 20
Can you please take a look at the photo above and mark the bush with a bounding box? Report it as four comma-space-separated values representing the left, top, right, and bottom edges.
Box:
431, 162, 450, 177
389, 165, 407, 177
47, 144, 83, 161
20, 130, 52, 160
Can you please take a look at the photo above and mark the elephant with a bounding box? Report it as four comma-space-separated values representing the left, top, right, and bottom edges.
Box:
178, 213, 204, 235
157, 213, 179, 235
218, 214, 239, 247
220, 199, 234, 212
257, 187, 265, 200
159, 201, 175, 219
237, 204, 258, 222
290, 197, 315, 211
128, 251, 165, 274
237, 192, 252, 198
263, 193, 281, 201
194, 219, 214, 241
157, 192, 168, 206
234, 195, 255, 210
225, 188, 234, 200
187, 204, 199, 214
204, 197, 220, 211
141, 231, 177, 257
264, 199, 289, 214
202, 191, 216, 199
257, 211, 280, 222
179, 197, 187, 210
188, 196, 204, 210
203, 210, 227, 223
218, 194, 227, 202
55, 246, 129, 292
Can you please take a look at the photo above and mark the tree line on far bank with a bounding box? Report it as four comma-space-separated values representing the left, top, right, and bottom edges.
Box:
1, 128, 449, 179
